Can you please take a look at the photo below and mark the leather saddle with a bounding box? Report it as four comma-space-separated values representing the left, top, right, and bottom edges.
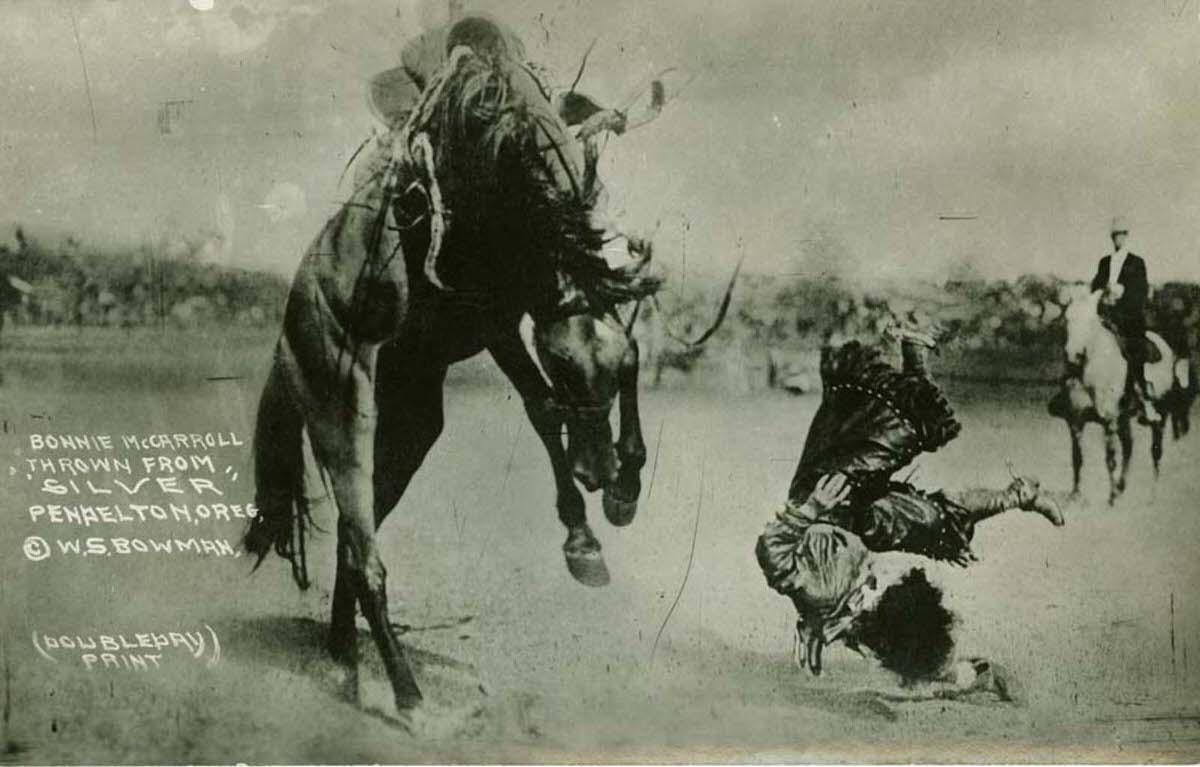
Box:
1100, 318, 1163, 365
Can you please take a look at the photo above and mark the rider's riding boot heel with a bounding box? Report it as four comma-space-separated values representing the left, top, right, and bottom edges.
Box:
999, 476, 1065, 527
952, 477, 1065, 527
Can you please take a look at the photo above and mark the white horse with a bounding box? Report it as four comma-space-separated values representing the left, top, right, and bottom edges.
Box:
1052, 287, 1182, 504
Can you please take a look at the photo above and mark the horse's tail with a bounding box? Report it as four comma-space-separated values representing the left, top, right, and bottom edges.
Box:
244, 355, 314, 590
1174, 356, 1193, 394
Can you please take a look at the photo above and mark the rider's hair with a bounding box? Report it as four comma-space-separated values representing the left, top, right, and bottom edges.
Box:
845, 567, 957, 684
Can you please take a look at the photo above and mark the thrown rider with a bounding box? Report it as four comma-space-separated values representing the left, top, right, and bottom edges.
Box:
755, 317, 1065, 700
1089, 217, 1161, 424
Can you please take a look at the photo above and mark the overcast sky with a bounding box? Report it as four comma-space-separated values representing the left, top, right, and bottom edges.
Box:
3, 0, 1200, 286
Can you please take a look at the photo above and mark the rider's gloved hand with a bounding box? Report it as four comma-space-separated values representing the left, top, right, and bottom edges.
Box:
809, 473, 852, 513
779, 473, 852, 528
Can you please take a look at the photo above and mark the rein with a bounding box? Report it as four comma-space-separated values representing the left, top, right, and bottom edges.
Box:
540, 396, 613, 424
368, 45, 478, 292
649, 251, 745, 348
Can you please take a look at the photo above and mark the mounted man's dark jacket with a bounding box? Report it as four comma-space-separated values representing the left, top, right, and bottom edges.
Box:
1091, 252, 1148, 339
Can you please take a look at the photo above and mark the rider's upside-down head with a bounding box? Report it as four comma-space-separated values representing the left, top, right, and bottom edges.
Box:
839, 567, 957, 685
767, 518, 958, 684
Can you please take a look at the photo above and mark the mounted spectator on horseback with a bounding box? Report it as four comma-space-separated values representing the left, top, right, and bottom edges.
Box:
1091, 217, 1160, 424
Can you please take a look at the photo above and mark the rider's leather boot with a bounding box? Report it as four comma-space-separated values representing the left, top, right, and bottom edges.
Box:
884, 311, 947, 379
951, 476, 1065, 527
1133, 378, 1163, 425
993, 476, 1065, 527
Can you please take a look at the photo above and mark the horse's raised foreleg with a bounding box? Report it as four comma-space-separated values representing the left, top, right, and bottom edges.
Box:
528, 402, 611, 586
527, 405, 588, 530
602, 338, 646, 527
1069, 422, 1084, 498
487, 332, 607, 587
1103, 419, 1121, 505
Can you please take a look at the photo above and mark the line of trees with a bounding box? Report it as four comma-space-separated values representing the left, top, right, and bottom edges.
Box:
640, 270, 1200, 388
0, 229, 287, 330
4, 227, 1198, 387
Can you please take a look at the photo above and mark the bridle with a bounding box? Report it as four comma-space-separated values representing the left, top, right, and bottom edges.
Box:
526, 288, 633, 427
539, 395, 614, 426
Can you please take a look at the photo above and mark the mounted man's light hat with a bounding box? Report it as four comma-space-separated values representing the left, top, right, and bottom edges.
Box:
1110, 217, 1129, 235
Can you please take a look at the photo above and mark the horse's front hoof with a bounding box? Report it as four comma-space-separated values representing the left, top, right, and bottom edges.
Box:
563, 526, 610, 587
602, 487, 639, 527
565, 550, 610, 587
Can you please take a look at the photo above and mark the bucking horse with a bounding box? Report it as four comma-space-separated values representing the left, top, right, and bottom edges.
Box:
243, 35, 733, 715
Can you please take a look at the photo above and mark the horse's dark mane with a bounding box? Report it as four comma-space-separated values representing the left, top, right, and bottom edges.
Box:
566, 253, 664, 309
419, 51, 662, 309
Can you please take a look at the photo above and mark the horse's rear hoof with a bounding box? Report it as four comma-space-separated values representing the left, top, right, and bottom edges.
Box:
395, 693, 423, 713
602, 487, 639, 527
396, 700, 486, 738
324, 662, 361, 705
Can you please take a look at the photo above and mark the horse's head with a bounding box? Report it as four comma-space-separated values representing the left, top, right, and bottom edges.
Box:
527, 244, 664, 493
531, 312, 633, 490
1063, 288, 1104, 366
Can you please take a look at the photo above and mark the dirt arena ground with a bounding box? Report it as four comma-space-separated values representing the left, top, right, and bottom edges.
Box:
2, 328, 1199, 764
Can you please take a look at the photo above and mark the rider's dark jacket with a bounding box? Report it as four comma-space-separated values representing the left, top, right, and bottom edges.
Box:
1091, 252, 1149, 378
1091, 253, 1148, 338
